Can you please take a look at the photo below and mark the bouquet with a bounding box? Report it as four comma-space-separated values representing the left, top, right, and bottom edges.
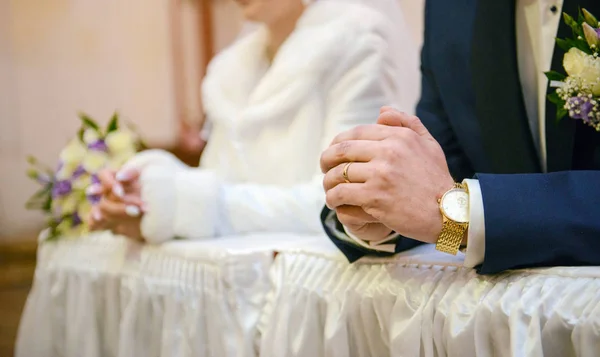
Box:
26, 113, 143, 240
546, 8, 600, 130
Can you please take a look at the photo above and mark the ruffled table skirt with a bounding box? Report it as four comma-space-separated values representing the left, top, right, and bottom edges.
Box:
259, 240, 600, 357
16, 232, 320, 357
17, 233, 600, 357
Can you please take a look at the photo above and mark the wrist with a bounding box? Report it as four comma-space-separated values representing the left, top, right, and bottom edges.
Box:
435, 182, 470, 255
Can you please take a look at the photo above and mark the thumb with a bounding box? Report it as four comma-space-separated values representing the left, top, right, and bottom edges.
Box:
377, 110, 432, 138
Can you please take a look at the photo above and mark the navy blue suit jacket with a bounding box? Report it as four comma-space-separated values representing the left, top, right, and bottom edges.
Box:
322, 0, 600, 274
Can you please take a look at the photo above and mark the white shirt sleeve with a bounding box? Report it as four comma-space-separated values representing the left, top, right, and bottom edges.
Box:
321, 210, 397, 253
344, 228, 398, 253
463, 179, 486, 268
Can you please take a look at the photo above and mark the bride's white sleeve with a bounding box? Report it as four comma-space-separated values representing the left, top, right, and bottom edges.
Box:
139, 32, 396, 243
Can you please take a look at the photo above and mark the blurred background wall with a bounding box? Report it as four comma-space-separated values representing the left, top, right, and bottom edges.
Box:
0, 0, 422, 242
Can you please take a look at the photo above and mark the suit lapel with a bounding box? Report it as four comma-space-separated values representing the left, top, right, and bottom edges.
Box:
471, 0, 540, 174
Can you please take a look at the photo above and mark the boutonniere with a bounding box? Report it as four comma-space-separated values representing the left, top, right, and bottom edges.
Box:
546, 8, 600, 130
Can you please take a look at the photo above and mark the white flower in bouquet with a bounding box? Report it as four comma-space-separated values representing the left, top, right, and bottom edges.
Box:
105, 130, 138, 169
105, 130, 136, 155
72, 172, 93, 191
82, 128, 100, 146
78, 200, 93, 222
57, 138, 86, 179
82, 150, 109, 172
563, 48, 600, 95
59, 194, 80, 216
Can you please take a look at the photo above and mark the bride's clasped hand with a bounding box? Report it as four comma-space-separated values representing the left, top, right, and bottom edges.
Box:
88, 168, 145, 240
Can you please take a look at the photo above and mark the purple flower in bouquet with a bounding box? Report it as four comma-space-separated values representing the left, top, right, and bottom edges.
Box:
88, 139, 108, 152
52, 180, 72, 198
72, 165, 86, 179
86, 190, 101, 205
91, 174, 100, 185
72, 212, 82, 227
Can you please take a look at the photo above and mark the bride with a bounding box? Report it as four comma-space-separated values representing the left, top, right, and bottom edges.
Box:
88, 0, 419, 243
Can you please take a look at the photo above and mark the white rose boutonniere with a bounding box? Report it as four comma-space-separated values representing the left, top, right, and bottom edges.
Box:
546, 8, 600, 130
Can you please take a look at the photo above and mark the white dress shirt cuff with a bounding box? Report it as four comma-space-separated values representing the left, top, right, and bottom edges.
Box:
322, 209, 398, 253
342, 226, 398, 253
463, 179, 486, 268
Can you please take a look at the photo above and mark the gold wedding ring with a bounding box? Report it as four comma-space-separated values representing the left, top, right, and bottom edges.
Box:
342, 162, 353, 183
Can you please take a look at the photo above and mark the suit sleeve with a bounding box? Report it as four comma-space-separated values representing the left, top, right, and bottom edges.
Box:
476, 171, 600, 274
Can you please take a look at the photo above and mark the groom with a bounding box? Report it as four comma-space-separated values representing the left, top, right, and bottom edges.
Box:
320, 0, 600, 274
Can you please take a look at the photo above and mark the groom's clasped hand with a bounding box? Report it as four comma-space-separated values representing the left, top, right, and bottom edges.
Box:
320, 107, 456, 245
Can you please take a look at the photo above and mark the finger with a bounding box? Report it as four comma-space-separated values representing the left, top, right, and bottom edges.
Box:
335, 205, 379, 226
115, 168, 140, 183
98, 198, 143, 220
98, 169, 126, 199
320, 140, 380, 173
377, 111, 432, 138
88, 207, 110, 231
329, 124, 396, 146
111, 193, 145, 208
85, 184, 103, 197
325, 183, 366, 209
323, 162, 372, 191
98, 170, 117, 193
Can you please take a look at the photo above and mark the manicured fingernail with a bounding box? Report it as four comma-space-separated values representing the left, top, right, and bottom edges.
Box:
112, 184, 124, 198
116, 169, 134, 182
92, 209, 103, 222
125, 205, 141, 217
86, 184, 103, 196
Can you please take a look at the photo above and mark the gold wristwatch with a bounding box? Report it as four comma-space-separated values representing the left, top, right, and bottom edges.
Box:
435, 182, 469, 255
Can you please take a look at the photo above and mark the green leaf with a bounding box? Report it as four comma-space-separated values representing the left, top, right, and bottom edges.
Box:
137, 139, 148, 151
77, 127, 85, 143
547, 92, 564, 105
557, 107, 569, 122
545, 71, 567, 82
563, 12, 582, 36
42, 195, 52, 212
78, 112, 100, 132
572, 38, 593, 54
556, 38, 572, 52
25, 187, 52, 211
556, 37, 593, 55
106, 112, 119, 134
44, 234, 60, 242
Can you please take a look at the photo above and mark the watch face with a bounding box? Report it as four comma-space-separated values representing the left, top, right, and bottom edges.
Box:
440, 189, 469, 223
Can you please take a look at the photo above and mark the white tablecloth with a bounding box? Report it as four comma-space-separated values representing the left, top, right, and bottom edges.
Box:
259, 240, 600, 357
17, 233, 600, 357
16, 231, 322, 357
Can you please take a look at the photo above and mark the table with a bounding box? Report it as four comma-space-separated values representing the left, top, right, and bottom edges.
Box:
259, 240, 600, 357
16, 232, 321, 357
